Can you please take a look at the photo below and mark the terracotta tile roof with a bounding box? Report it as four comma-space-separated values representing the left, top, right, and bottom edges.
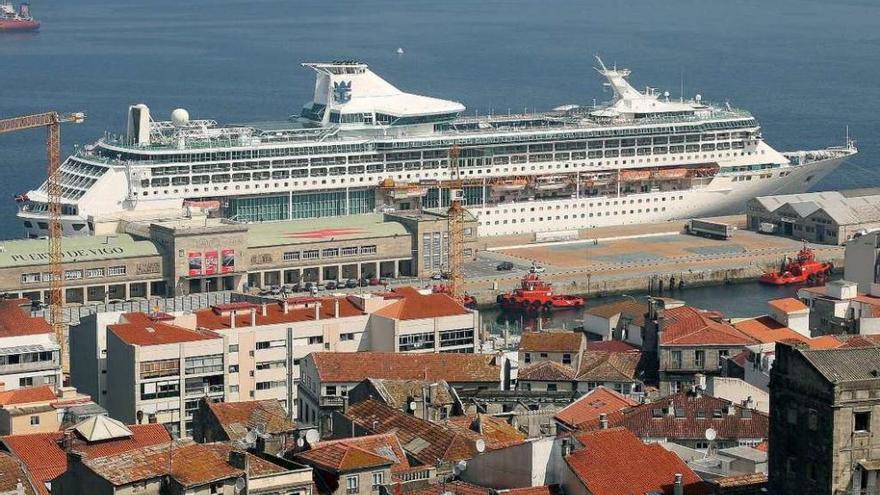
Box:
311, 352, 501, 384
110, 313, 221, 346
0, 299, 51, 338
767, 298, 809, 313
567, 428, 709, 495
837, 335, 880, 349
583, 391, 768, 442
441, 414, 526, 450
853, 294, 880, 307
554, 386, 637, 430
732, 316, 811, 345
661, 306, 757, 346
518, 361, 576, 381
366, 379, 455, 409
586, 340, 640, 353
576, 351, 641, 382
206, 399, 296, 442
730, 350, 751, 368
195, 296, 364, 330
373, 287, 470, 320
0, 451, 37, 495
502, 487, 563, 495
344, 400, 479, 464
0, 423, 171, 495
805, 335, 846, 350
84, 441, 284, 487
754, 440, 769, 452
518, 331, 584, 353
707, 473, 768, 489
0, 385, 56, 406
297, 433, 409, 473
585, 300, 648, 325
402, 481, 491, 495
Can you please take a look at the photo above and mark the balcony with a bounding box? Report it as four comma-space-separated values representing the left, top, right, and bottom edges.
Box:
0, 360, 58, 375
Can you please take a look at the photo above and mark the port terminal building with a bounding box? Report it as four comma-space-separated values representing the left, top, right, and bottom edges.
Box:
0, 211, 476, 304
746, 188, 880, 245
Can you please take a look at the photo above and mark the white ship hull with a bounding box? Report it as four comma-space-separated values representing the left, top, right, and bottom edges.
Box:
471, 153, 846, 236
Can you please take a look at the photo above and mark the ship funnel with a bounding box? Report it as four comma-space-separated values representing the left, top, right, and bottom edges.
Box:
127, 104, 151, 146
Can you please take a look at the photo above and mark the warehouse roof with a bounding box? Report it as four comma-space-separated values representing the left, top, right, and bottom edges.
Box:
800, 346, 880, 382
247, 213, 409, 247
0, 234, 160, 269
752, 189, 880, 226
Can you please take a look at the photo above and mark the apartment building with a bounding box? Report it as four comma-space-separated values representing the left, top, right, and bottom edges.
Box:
0, 299, 61, 391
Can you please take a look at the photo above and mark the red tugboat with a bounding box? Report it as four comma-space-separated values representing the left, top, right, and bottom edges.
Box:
496, 273, 585, 311
759, 242, 833, 286
0, 2, 40, 32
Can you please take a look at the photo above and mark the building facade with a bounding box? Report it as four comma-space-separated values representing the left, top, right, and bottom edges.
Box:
0, 299, 61, 391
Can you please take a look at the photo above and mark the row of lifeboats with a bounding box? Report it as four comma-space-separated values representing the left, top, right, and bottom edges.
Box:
378, 166, 717, 198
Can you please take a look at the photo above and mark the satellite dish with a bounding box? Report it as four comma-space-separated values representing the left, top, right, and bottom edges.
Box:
171, 108, 190, 127
705, 428, 717, 441
244, 430, 258, 445
455, 460, 467, 473
695, 94, 702, 102
409, 401, 417, 411
663, 91, 670, 98
305, 428, 320, 445
296, 437, 305, 448
475, 439, 486, 453
234, 477, 246, 494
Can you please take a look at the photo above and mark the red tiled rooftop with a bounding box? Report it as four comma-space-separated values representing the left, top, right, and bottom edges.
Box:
732, 316, 810, 345
196, 296, 365, 330
110, 314, 221, 346
567, 428, 708, 495
586, 340, 639, 353
206, 399, 296, 440
311, 352, 501, 384
576, 351, 641, 382
442, 414, 526, 450
0, 299, 50, 338
554, 386, 637, 430
519, 331, 584, 353
0, 452, 37, 495
805, 335, 846, 350
0, 385, 56, 406
518, 361, 576, 381
1, 423, 171, 495
585, 300, 648, 325
767, 298, 809, 313
373, 287, 470, 320
661, 306, 757, 346
754, 440, 769, 452
298, 433, 409, 473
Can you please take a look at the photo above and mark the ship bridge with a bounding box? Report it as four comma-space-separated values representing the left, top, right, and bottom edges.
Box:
300, 61, 465, 129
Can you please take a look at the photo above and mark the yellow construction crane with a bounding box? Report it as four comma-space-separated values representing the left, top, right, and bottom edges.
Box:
445, 145, 465, 301
0, 111, 86, 375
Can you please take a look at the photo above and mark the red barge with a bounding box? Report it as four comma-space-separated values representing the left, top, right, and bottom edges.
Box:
497, 273, 584, 311
0, 2, 39, 32
759, 243, 833, 286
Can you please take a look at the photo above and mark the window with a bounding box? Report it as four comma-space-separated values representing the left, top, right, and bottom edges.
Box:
808, 408, 818, 431
695, 350, 705, 368
562, 354, 571, 365
524, 353, 531, 364
347, 475, 359, 494
19, 377, 34, 387
308, 336, 324, 345
256, 340, 285, 349
547, 383, 558, 392
361, 245, 377, 255
855, 411, 871, 432
210, 483, 223, 495
20, 273, 40, 284
107, 265, 127, 276
372, 471, 384, 490
398, 333, 434, 351
440, 328, 474, 348
718, 350, 729, 368
140, 359, 180, 379
30, 415, 40, 425
86, 267, 104, 278
283, 251, 300, 261
326, 386, 337, 396
230, 385, 239, 393
64, 270, 82, 280
340, 332, 355, 341
670, 351, 682, 369
229, 344, 239, 353
185, 354, 223, 374
229, 365, 239, 373
540, 353, 548, 358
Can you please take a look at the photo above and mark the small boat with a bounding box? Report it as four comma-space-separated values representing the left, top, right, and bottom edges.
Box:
653, 168, 689, 180
534, 176, 570, 191
389, 185, 428, 199
0, 2, 39, 31
491, 178, 528, 193
496, 274, 585, 311
619, 170, 651, 182
759, 243, 833, 286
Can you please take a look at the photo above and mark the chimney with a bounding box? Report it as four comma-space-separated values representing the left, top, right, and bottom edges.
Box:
314, 302, 321, 321
230, 310, 236, 329
673, 474, 683, 495
667, 400, 675, 417
228, 450, 249, 471
250, 308, 257, 327
599, 413, 608, 430
728, 404, 736, 416
261, 303, 268, 317
334, 299, 340, 319
560, 438, 572, 457
743, 395, 755, 410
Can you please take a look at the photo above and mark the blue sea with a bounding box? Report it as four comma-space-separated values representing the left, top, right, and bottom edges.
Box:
1, 0, 879, 241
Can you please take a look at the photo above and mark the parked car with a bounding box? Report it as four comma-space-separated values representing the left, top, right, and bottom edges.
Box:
431, 273, 443, 280
346, 279, 359, 288
529, 264, 546, 274
496, 261, 514, 271
369, 277, 381, 286
325, 281, 337, 290
304, 282, 315, 291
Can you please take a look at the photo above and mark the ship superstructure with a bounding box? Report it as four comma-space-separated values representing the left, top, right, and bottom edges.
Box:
16, 58, 856, 238
0, 2, 39, 31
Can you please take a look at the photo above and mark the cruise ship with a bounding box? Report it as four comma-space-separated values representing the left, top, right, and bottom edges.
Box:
16, 58, 856, 238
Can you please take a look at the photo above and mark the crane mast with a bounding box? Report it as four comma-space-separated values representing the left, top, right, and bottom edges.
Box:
0, 111, 86, 376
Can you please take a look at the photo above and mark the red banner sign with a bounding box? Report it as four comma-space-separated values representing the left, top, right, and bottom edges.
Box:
204, 250, 218, 275
187, 252, 202, 276
221, 248, 235, 273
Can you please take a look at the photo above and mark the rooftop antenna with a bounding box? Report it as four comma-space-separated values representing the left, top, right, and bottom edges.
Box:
680, 69, 684, 103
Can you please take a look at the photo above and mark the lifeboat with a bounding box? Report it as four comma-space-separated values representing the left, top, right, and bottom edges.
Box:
389, 185, 428, 199
496, 273, 585, 312
759, 243, 833, 286
534, 175, 570, 191
653, 168, 689, 180
184, 200, 221, 211
491, 178, 528, 193
619, 170, 651, 182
